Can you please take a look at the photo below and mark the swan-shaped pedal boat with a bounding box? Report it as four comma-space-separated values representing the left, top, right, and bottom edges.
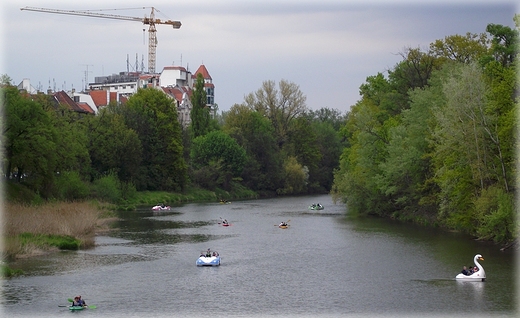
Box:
152, 205, 170, 211
456, 254, 486, 281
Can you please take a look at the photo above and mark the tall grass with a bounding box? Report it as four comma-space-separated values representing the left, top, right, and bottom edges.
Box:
2, 201, 103, 259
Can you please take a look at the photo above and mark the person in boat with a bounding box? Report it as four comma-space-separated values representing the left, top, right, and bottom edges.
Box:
222, 219, 228, 224
461, 266, 470, 276
279, 221, 287, 227
72, 296, 86, 307
205, 248, 212, 257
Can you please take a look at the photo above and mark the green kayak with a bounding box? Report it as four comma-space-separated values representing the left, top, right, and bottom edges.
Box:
69, 305, 86, 311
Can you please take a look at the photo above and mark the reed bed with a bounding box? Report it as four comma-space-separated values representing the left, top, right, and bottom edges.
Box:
2, 201, 105, 259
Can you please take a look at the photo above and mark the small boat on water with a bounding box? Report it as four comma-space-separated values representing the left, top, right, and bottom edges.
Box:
197, 249, 221, 266
152, 205, 170, 211
62, 297, 96, 310
309, 203, 324, 210
219, 218, 230, 226
455, 254, 486, 281
278, 221, 289, 229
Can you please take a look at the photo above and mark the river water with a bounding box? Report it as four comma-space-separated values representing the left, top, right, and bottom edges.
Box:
1, 195, 517, 318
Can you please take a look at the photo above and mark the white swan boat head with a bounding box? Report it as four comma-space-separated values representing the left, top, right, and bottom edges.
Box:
456, 254, 486, 281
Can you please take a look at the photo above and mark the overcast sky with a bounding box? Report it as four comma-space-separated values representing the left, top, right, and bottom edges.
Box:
1, 0, 517, 113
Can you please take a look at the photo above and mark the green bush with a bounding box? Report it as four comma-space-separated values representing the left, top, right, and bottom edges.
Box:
92, 174, 121, 203
1, 264, 24, 278
475, 186, 516, 243
120, 181, 137, 201
5, 181, 43, 204
55, 171, 90, 201
18, 233, 81, 250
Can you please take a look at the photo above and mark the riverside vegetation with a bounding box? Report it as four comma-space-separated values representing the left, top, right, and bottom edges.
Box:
1, 201, 113, 277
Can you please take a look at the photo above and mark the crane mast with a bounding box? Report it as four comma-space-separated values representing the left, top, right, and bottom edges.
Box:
20, 6, 181, 73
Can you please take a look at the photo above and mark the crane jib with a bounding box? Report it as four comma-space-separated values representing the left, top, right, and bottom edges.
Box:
19, 6, 181, 73
20, 7, 181, 27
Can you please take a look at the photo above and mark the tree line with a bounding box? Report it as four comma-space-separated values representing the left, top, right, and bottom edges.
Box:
331, 19, 518, 244
2, 73, 347, 204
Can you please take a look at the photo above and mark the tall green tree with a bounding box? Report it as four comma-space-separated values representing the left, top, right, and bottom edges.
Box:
429, 32, 489, 64
124, 88, 187, 191
2, 86, 92, 199
304, 108, 346, 192
190, 73, 210, 138
223, 104, 283, 192
3, 86, 58, 197
190, 130, 247, 190
331, 98, 393, 214
285, 117, 321, 192
485, 23, 518, 66
278, 156, 308, 195
51, 105, 91, 182
244, 79, 307, 148
86, 106, 142, 183
311, 120, 343, 192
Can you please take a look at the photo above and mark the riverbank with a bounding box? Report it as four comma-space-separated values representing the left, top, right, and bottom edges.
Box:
117, 185, 261, 210
2, 201, 116, 259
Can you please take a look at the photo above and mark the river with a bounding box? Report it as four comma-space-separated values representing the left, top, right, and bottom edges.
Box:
1, 194, 517, 317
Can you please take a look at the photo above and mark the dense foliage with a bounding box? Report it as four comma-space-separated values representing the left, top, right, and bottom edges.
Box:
331, 20, 518, 244
2, 79, 345, 204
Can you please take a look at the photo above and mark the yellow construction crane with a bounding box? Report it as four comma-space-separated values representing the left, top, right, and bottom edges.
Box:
20, 6, 181, 74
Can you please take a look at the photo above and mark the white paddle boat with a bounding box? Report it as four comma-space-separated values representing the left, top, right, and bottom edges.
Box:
456, 254, 486, 281
196, 249, 221, 266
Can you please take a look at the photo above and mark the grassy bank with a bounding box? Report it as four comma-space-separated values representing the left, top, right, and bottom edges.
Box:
119, 184, 260, 210
2, 201, 115, 261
